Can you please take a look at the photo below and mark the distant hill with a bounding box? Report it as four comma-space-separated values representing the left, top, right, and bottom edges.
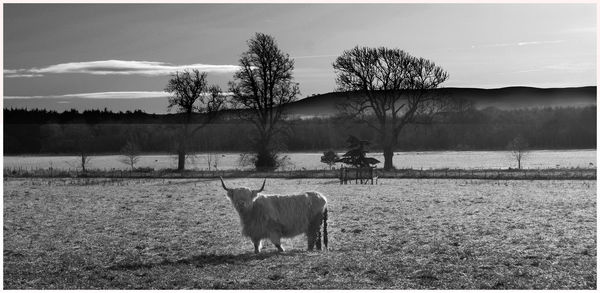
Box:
4, 86, 595, 117
282, 86, 597, 118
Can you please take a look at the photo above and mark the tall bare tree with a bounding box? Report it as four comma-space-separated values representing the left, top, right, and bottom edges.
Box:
333, 46, 449, 170
66, 124, 94, 173
119, 139, 141, 171
229, 33, 300, 171
165, 69, 226, 171
507, 135, 530, 169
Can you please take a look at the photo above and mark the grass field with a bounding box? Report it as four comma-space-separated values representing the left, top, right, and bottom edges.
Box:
3, 149, 596, 171
3, 178, 596, 289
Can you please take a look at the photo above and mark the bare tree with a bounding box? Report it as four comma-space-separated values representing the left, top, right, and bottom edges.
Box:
78, 152, 92, 173
333, 46, 449, 170
229, 33, 300, 171
66, 124, 94, 173
205, 152, 220, 171
119, 139, 141, 171
165, 69, 226, 171
202, 138, 220, 171
507, 135, 530, 169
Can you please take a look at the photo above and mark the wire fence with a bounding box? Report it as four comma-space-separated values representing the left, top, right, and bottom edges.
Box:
3, 166, 596, 181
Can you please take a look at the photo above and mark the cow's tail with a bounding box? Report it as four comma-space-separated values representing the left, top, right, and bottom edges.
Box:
322, 207, 328, 249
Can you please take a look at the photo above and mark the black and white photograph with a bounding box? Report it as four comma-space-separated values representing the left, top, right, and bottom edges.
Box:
2, 2, 597, 289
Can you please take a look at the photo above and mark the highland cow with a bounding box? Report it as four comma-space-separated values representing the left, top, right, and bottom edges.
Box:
220, 177, 328, 254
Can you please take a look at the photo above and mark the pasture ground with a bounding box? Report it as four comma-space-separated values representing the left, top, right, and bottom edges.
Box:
3, 178, 596, 289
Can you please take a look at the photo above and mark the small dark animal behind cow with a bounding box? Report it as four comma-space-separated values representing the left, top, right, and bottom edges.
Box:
219, 177, 328, 254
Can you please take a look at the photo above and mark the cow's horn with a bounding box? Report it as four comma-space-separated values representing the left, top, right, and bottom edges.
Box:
255, 178, 266, 193
219, 176, 229, 191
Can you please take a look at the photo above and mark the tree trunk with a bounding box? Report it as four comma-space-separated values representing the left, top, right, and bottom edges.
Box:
254, 133, 276, 171
177, 150, 185, 171
383, 146, 394, 171
80, 153, 87, 173
255, 146, 276, 171
177, 122, 189, 171
380, 124, 399, 171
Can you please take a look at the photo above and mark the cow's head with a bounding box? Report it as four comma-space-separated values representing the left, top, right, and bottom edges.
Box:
220, 177, 265, 212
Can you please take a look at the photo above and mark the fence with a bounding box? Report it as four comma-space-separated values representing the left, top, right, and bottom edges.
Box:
339, 167, 377, 184
3, 166, 596, 180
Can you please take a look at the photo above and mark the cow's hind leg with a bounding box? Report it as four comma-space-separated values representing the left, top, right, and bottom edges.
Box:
306, 216, 322, 251
269, 233, 285, 252
316, 230, 322, 250
306, 230, 316, 251
252, 238, 262, 254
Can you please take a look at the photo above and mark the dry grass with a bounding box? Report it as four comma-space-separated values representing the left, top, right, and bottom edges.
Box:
3, 178, 596, 289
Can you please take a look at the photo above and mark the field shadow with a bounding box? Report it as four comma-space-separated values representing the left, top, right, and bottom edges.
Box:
108, 250, 300, 271
313, 179, 341, 185
162, 178, 218, 186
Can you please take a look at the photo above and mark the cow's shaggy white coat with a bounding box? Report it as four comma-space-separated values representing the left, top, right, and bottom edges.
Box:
220, 177, 328, 253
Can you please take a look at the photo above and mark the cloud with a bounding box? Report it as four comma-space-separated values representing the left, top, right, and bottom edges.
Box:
4, 90, 234, 100
517, 40, 564, 46
471, 40, 564, 49
4, 91, 171, 100
4, 60, 241, 78
1, 69, 41, 78
5, 74, 44, 78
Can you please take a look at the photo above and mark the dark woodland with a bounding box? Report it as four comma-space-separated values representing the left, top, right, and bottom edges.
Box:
4, 105, 596, 155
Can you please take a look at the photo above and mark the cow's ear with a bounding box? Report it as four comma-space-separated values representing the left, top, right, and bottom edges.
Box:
251, 191, 259, 199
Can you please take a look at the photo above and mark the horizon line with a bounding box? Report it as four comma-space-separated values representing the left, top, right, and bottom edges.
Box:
5, 84, 596, 100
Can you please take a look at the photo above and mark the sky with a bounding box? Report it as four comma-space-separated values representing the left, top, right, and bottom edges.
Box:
2, 3, 597, 113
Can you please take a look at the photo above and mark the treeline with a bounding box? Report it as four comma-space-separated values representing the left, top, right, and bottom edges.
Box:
3, 108, 230, 124
3, 106, 596, 155
5, 108, 158, 124
397, 106, 596, 150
